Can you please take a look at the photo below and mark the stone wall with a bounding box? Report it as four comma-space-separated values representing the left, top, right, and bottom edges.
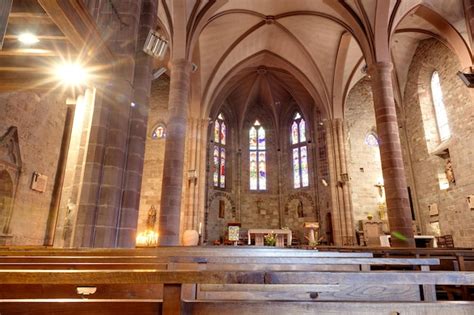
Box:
401, 39, 474, 247
206, 103, 321, 244
0, 91, 66, 245
137, 77, 170, 235
345, 78, 385, 224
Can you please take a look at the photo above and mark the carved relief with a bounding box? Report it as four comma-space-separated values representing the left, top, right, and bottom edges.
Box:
0, 127, 22, 241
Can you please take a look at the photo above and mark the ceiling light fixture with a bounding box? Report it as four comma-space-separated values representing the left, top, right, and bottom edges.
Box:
457, 69, 474, 88
54, 63, 89, 86
143, 30, 168, 59
18, 33, 39, 45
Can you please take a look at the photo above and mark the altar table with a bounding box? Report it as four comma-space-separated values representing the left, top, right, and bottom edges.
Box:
247, 229, 292, 247
380, 235, 438, 248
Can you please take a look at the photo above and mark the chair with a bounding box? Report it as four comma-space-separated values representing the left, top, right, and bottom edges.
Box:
437, 234, 455, 248
362, 220, 384, 246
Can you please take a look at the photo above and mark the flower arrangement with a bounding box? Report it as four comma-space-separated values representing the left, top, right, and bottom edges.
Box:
264, 233, 276, 246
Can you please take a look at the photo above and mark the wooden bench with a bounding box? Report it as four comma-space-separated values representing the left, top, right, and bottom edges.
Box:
315, 246, 474, 300
0, 269, 473, 314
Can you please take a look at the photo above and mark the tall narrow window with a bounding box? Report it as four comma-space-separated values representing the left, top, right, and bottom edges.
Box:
291, 112, 309, 189
249, 120, 266, 190
431, 71, 451, 142
213, 113, 226, 188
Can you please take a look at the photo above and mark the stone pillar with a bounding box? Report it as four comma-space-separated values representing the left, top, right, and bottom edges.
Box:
117, 0, 157, 248
325, 121, 343, 245
158, 59, 192, 246
335, 119, 355, 245
71, 0, 143, 248
368, 62, 415, 247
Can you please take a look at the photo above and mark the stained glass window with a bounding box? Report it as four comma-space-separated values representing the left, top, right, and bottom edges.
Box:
291, 121, 299, 144
151, 124, 166, 139
213, 146, 219, 187
365, 131, 379, 147
213, 113, 227, 188
431, 71, 451, 142
293, 148, 300, 189
291, 112, 309, 189
250, 120, 266, 190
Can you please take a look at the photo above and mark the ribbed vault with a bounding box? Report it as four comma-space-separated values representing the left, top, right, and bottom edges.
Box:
155, 0, 473, 120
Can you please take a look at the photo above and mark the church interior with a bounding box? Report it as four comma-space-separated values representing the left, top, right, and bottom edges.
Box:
1, 0, 474, 314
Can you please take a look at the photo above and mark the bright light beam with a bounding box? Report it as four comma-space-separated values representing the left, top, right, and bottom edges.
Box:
54, 63, 89, 87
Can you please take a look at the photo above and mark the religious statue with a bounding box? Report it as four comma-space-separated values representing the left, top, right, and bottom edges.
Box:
297, 200, 304, 218
62, 199, 76, 242
146, 205, 157, 230
445, 159, 455, 184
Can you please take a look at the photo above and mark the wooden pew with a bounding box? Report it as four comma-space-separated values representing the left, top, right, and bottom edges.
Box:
315, 246, 474, 300
0, 247, 378, 303
0, 269, 473, 314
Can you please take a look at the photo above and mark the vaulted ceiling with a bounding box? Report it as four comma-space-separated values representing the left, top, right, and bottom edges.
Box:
157, 0, 472, 121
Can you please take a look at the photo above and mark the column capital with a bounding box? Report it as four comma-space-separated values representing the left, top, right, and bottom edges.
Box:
367, 62, 394, 76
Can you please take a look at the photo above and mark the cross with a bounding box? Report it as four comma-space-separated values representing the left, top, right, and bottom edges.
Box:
374, 182, 384, 198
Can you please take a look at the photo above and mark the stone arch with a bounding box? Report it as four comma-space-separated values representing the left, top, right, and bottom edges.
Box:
392, 5, 472, 69
409, 39, 459, 154
205, 191, 236, 242
284, 192, 317, 241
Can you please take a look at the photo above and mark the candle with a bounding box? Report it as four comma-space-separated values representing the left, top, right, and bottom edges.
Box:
198, 222, 202, 235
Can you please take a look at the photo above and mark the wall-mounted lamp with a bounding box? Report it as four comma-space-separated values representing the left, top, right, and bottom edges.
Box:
457, 70, 474, 88
143, 30, 168, 59
188, 169, 198, 182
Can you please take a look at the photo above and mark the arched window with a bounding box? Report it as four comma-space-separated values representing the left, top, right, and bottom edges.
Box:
365, 130, 379, 147
249, 120, 266, 190
430, 71, 451, 142
291, 112, 309, 189
151, 124, 166, 139
213, 113, 226, 188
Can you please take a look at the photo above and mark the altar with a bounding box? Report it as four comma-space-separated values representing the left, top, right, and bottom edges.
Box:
247, 229, 292, 247
380, 235, 438, 248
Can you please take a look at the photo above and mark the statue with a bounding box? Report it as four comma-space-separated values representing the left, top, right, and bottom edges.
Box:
62, 199, 76, 242
445, 159, 455, 184
146, 205, 157, 230
297, 200, 304, 218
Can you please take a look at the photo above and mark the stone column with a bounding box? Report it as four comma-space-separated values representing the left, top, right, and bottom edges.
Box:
158, 59, 192, 246
117, 0, 157, 248
325, 121, 343, 245
72, 0, 143, 248
336, 119, 355, 245
368, 62, 415, 247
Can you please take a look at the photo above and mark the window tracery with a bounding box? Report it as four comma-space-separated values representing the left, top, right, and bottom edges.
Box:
249, 120, 266, 190
291, 113, 309, 189
213, 113, 226, 188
